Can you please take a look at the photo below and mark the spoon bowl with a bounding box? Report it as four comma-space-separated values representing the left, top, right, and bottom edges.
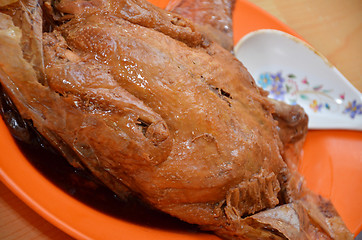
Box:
234, 29, 362, 130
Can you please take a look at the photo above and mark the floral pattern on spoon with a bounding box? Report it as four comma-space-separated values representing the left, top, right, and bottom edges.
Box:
257, 71, 362, 119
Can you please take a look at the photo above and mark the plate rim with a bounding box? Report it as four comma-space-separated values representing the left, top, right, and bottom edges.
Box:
0, 0, 360, 238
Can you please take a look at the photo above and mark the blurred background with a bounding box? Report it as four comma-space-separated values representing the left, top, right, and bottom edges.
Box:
248, 0, 362, 92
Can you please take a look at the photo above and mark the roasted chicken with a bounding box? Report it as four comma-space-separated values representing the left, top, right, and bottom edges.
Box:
0, 0, 352, 239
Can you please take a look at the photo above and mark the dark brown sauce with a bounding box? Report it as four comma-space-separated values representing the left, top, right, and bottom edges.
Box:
0, 85, 201, 234
15, 139, 201, 233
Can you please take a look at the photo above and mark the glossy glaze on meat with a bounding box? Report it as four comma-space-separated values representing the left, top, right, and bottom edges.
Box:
166, 0, 236, 51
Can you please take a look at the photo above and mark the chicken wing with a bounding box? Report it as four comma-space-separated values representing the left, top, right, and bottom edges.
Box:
166, 0, 235, 51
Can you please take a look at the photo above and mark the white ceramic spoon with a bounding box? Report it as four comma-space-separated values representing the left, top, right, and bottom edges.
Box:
234, 29, 362, 130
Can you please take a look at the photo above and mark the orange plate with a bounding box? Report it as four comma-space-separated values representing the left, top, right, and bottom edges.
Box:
0, 0, 361, 239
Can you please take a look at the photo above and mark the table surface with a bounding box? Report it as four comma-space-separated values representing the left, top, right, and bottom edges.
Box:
0, 0, 361, 239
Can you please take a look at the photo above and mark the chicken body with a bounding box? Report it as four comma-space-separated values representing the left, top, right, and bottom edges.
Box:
45, 8, 287, 222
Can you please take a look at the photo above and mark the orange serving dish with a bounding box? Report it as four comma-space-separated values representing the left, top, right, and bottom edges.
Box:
0, 0, 361, 239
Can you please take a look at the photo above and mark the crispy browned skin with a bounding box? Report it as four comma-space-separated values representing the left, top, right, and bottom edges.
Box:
166, 0, 235, 51
0, 0, 353, 239
166, 0, 309, 170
